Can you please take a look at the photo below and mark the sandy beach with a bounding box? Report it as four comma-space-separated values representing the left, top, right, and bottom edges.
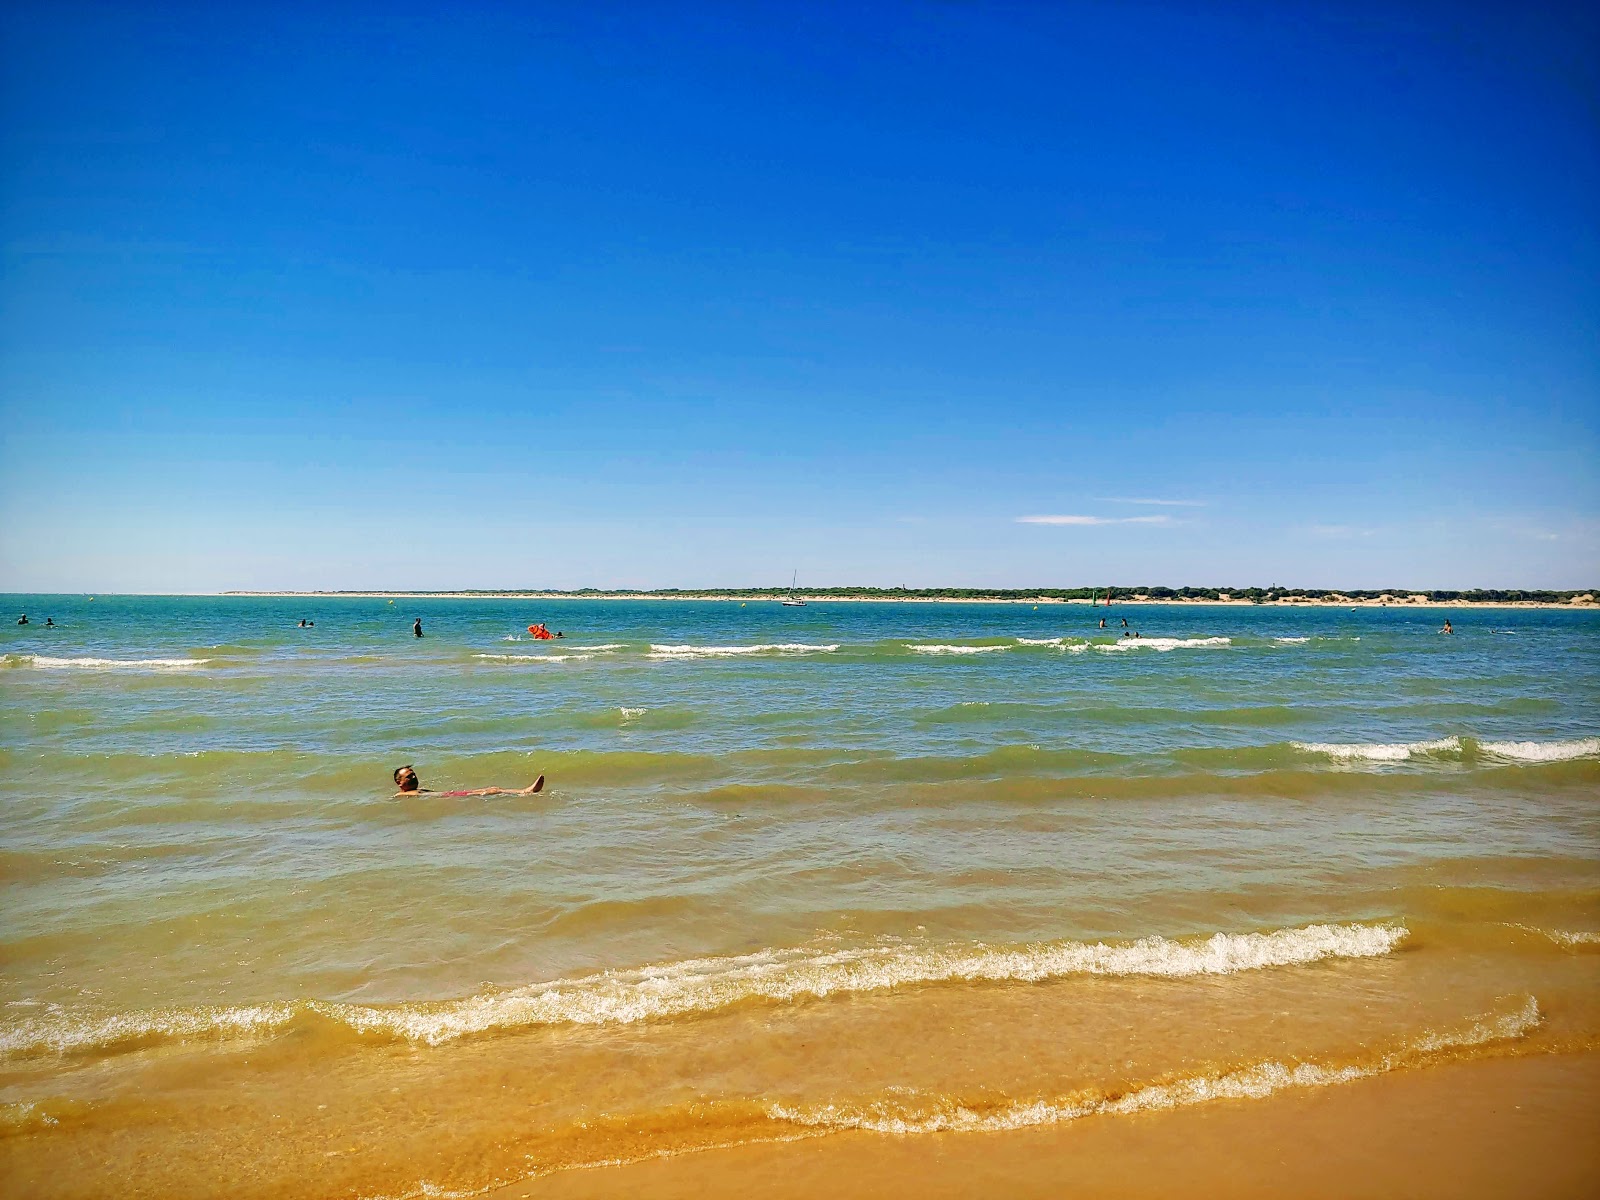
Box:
509, 1052, 1600, 1200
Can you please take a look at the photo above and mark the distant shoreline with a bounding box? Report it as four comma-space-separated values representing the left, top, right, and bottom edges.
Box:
220, 590, 1597, 610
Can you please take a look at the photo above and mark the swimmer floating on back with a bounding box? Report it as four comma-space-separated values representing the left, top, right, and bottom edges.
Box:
392, 765, 545, 798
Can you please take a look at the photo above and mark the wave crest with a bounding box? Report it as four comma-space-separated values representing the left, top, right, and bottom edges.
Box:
769, 996, 1540, 1134
1294, 737, 1460, 762
646, 644, 839, 659
1096, 637, 1231, 653
473, 653, 595, 663
0, 923, 1405, 1059
1479, 737, 1599, 763
6, 654, 210, 670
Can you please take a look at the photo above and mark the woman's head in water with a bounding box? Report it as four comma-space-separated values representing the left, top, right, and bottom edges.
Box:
393, 765, 420, 792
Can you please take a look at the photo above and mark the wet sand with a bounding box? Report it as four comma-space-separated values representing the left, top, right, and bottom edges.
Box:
510, 1051, 1600, 1200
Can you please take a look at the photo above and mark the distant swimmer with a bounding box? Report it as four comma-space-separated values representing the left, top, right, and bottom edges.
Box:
392, 765, 545, 798
1121, 618, 1129, 628
16, 614, 27, 625
44, 617, 54, 628
1098, 618, 1107, 629
1440, 619, 1453, 635
298, 618, 315, 628
413, 618, 424, 638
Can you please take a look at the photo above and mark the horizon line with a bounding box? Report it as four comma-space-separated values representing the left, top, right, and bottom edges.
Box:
4, 586, 1595, 599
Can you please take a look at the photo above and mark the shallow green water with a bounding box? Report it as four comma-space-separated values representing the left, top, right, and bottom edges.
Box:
2, 595, 1596, 1028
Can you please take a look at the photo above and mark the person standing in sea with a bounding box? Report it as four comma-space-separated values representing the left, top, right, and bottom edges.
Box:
413, 617, 424, 638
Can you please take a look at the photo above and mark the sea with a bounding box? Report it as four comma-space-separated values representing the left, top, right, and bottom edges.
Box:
2, 595, 1597, 1198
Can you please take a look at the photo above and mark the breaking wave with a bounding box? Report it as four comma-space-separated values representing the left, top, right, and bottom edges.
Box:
0, 922, 1406, 1059
1095, 637, 1231, 653
4, 654, 211, 670
646, 644, 840, 659
768, 996, 1540, 1134
1294, 736, 1460, 762
473, 653, 595, 664
908, 644, 1011, 655
1478, 737, 1599, 763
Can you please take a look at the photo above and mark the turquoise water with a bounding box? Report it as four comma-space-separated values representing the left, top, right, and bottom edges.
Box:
4, 595, 1598, 1195
3, 595, 1596, 1019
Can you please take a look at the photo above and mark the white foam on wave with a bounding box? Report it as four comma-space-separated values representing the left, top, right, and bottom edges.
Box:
1015, 637, 1065, 646
473, 653, 595, 664
619, 707, 646, 721
0, 1002, 296, 1057
1547, 930, 1600, 947
1479, 737, 1599, 763
10, 655, 210, 670
1096, 637, 1231, 653
1273, 637, 1311, 644
768, 996, 1539, 1134
1295, 736, 1460, 762
1507, 924, 1600, 949
908, 644, 1010, 655
574, 644, 627, 652
0, 1101, 60, 1133
646, 644, 839, 659
0, 922, 1405, 1056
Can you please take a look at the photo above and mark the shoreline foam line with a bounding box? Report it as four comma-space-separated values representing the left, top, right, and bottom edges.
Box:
376, 993, 1550, 1196
767, 995, 1542, 1134
0, 922, 1406, 1058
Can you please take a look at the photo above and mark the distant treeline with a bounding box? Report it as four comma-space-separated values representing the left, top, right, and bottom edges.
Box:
294, 586, 1595, 603
562, 586, 1590, 603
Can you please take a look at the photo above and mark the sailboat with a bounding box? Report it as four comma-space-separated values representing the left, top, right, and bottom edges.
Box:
781, 571, 807, 606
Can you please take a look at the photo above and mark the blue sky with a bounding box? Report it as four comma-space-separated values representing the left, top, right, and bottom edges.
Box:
2, 1, 1595, 591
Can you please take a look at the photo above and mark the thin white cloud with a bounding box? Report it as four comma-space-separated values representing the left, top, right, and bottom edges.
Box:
1018, 514, 1173, 526
1308, 525, 1378, 539
1097, 497, 1206, 507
